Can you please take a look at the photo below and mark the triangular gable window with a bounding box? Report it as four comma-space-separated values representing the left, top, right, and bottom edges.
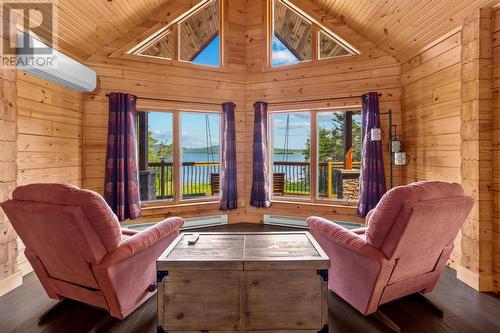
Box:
128, 0, 221, 67
134, 30, 174, 60
318, 30, 351, 59
179, 0, 220, 66
272, 0, 359, 67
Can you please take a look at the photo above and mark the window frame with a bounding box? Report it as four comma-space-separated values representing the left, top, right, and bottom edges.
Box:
137, 108, 222, 206
268, 106, 361, 205
268, 0, 360, 69
128, 0, 224, 70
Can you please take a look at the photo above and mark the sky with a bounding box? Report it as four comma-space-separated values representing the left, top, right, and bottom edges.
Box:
272, 35, 300, 66
272, 112, 362, 152
192, 35, 220, 67
148, 112, 220, 149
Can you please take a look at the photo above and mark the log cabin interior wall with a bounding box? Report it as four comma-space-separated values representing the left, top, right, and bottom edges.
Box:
243, 0, 401, 223
401, 31, 464, 273
83, 0, 247, 225
81, 0, 401, 225
14, 72, 84, 277
0, 0, 500, 295
0, 47, 20, 296
402, 7, 499, 292
492, 7, 500, 293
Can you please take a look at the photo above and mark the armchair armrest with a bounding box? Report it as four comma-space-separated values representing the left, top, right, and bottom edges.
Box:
350, 227, 367, 235
99, 217, 184, 267
121, 228, 139, 236
307, 216, 384, 259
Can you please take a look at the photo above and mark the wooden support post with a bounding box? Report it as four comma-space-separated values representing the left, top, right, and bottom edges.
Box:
458, 8, 494, 291
343, 111, 352, 170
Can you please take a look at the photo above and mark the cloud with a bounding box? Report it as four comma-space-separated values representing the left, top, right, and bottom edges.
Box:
182, 133, 219, 148
272, 50, 299, 66
272, 36, 299, 66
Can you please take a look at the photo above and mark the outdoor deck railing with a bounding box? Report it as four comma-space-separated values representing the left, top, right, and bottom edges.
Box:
148, 161, 219, 199
147, 160, 360, 199
273, 161, 361, 196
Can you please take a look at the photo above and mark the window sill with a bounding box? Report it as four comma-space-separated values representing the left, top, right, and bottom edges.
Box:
270, 199, 358, 209
141, 199, 219, 210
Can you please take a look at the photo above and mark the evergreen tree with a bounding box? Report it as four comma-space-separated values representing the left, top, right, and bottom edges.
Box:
304, 113, 362, 163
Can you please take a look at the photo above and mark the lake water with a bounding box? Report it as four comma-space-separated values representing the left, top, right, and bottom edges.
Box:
181, 152, 307, 183
182, 152, 306, 162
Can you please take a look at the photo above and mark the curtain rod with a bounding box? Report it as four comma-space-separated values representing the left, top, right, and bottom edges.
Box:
104, 94, 229, 107
266, 93, 382, 105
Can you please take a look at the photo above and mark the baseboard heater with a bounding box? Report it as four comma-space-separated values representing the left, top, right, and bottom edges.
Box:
127, 214, 228, 232
263, 215, 363, 230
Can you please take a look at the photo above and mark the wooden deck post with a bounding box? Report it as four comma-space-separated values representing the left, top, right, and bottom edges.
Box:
343, 111, 353, 170
138, 112, 148, 171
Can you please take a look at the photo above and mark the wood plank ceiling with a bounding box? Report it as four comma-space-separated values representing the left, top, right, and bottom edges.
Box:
310, 0, 492, 61
14, 0, 496, 62
28, 0, 171, 61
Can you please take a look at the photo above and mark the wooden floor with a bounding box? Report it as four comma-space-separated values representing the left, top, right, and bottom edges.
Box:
1, 223, 499, 333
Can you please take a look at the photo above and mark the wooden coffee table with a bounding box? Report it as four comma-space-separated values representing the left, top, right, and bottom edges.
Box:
156, 231, 330, 333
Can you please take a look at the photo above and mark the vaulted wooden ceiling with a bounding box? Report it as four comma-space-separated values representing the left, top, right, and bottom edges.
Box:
311, 0, 493, 61
35, 0, 172, 60
16, 0, 497, 62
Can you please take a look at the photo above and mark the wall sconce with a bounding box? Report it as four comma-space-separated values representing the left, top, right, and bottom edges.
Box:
371, 128, 382, 141
394, 152, 410, 166
391, 135, 403, 153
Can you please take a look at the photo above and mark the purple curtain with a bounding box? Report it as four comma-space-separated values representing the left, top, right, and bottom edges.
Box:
104, 93, 141, 221
357, 92, 386, 217
250, 101, 271, 208
220, 102, 238, 210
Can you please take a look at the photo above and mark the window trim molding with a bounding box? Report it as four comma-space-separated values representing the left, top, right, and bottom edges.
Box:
126, 0, 224, 69
268, 0, 361, 69
268, 104, 362, 205
137, 106, 222, 207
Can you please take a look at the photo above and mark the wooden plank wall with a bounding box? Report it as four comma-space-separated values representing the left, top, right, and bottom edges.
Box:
0, 59, 21, 296
82, 62, 246, 224
401, 32, 462, 184
243, 0, 401, 223
81, 0, 401, 225
16, 72, 84, 187
13, 72, 84, 278
402, 8, 499, 292
458, 8, 494, 291
492, 8, 500, 293
401, 32, 463, 267
83, 0, 247, 224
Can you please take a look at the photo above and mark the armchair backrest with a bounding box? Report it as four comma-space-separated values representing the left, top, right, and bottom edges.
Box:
366, 181, 474, 284
1, 184, 122, 289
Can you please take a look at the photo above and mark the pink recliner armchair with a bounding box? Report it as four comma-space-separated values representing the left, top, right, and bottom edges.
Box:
0, 183, 184, 320
308, 181, 474, 330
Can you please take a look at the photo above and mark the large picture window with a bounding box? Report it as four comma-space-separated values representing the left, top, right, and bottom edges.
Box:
181, 113, 220, 200
269, 109, 361, 202
138, 110, 221, 203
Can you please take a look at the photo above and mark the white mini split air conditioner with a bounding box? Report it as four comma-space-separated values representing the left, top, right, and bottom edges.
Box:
16, 31, 97, 93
